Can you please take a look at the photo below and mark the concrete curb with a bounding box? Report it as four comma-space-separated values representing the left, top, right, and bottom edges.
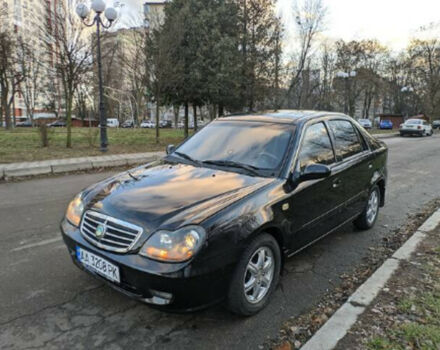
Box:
301, 207, 440, 350
0, 152, 165, 180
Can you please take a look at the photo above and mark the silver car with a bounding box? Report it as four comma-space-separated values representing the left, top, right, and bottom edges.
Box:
358, 119, 372, 129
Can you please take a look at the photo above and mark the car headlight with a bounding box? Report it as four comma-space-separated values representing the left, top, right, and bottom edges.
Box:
139, 226, 206, 262
65, 193, 84, 227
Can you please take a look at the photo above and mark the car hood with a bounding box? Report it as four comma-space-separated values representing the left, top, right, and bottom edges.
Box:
82, 161, 274, 234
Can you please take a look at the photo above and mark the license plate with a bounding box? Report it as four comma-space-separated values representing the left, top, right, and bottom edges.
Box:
76, 247, 120, 283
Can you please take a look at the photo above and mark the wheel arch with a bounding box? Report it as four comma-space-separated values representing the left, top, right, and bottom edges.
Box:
376, 179, 386, 207
245, 224, 287, 271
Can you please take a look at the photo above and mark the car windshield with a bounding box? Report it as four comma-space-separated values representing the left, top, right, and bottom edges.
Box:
406, 119, 422, 125
174, 121, 295, 172
359, 119, 369, 122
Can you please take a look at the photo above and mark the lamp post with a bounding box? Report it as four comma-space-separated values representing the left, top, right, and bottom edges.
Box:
401, 86, 414, 119
76, 0, 118, 152
336, 70, 357, 115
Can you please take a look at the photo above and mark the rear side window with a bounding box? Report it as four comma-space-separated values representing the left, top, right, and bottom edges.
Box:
298, 122, 335, 171
328, 120, 364, 160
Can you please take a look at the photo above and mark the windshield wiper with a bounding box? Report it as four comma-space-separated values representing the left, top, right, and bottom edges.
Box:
202, 159, 260, 176
173, 151, 201, 165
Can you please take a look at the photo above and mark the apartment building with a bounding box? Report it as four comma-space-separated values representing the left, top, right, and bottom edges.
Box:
0, 0, 59, 118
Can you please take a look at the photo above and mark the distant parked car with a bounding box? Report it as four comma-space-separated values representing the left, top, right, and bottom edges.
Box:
159, 120, 172, 128
400, 119, 433, 137
379, 120, 393, 129
140, 120, 155, 128
432, 120, 440, 130
358, 119, 372, 129
48, 120, 66, 127
121, 120, 134, 128
16, 121, 33, 127
107, 118, 119, 128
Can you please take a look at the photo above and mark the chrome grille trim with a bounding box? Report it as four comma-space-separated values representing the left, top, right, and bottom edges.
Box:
80, 210, 144, 253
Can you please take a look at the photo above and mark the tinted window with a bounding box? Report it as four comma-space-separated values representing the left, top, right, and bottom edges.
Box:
298, 122, 335, 171
328, 120, 364, 159
176, 121, 294, 170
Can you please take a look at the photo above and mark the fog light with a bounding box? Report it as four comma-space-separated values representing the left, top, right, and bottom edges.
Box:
142, 290, 173, 305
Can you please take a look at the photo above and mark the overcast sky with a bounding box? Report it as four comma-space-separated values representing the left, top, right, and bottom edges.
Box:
114, 0, 440, 51
278, 0, 440, 51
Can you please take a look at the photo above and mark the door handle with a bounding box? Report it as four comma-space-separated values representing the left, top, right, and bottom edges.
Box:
332, 179, 342, 188
368, 163, 373, 169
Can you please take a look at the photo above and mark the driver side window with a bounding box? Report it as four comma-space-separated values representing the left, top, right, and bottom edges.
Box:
298, 122, 335, 171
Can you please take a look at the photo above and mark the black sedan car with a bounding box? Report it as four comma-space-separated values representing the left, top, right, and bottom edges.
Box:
61, 110, 388, 315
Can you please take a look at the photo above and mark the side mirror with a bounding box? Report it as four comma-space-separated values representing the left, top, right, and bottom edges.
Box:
166, 144, 176, 155
299, 164, 331, 182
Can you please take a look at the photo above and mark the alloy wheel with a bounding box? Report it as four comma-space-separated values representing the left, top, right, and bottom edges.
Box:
366, 189, 379, 225
243, 246, 275, 304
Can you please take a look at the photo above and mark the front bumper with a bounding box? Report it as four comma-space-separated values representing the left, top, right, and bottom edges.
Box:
400, 129, 423, 135
61, 219, 233, 311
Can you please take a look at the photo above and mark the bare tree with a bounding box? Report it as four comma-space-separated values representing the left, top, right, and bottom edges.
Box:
16, 39, 42, 122
286, 0, 326, 108
408, 38, 440, 117
0, 31, 24, 129
316, 41, 337, 111
43, 0, 92, 148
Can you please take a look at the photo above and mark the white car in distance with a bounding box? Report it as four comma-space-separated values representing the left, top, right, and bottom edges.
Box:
400, 119, 433, 137
140, 120, 155, 128
106, 118, 120, 128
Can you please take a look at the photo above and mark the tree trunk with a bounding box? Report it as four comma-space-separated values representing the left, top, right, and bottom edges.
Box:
155, 93, 160, 144
193, 104, 198, 132
173, 105, 179, 129
184, 102, 189, 139
12, 93, 16, 127
66, 95, 73, 148
218, 104, 224, 117
211, 104, 217, 121
3, 94, 11, 130
199, 106, 204, 122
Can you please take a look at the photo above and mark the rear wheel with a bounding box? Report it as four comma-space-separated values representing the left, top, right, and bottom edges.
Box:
227, 234, 281, 316
354, 185, 380, 230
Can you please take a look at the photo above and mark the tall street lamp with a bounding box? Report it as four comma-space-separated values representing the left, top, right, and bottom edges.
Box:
401, 86, 414, 119
76, 0, 118, 152
336, 70, 357, 115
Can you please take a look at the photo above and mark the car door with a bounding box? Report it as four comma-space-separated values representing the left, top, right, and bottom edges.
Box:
286, 121, 343, 252
327, 119, 373, 221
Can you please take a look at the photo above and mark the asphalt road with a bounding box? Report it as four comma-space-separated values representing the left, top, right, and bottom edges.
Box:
1, 134, 439, 350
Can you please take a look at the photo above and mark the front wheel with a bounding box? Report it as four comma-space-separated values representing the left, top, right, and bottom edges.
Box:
227, 234, 281, 316
354, 185, 380, 230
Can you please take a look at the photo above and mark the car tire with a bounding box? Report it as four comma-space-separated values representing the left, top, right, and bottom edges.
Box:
354, 185, 381, 230
227, 234, 281, 316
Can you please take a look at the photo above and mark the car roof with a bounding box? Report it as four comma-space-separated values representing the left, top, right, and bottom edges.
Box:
220, 110, 348, 125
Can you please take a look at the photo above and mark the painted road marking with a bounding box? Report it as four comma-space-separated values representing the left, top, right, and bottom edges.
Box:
11, 237, 62, 252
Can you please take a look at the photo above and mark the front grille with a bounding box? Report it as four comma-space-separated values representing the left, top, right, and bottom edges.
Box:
80, 211, 143, 253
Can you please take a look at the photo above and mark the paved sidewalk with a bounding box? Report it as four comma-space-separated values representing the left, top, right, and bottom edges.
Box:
301, 207, 440, 350
0, 151, 164, 179
335, 225, 440, 349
